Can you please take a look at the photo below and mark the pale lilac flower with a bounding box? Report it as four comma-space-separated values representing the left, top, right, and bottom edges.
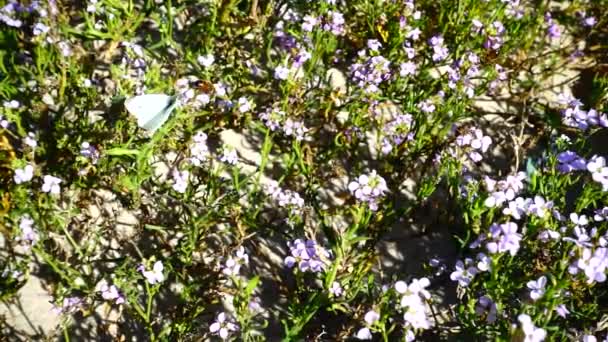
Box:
195, 93, 210, 106
52, 297, 83, 315
587, 156, 608, 190
476, 253, 491, 272
171, 170, 189, 193
503, 197, 531, 220
584, 17, 597, 27
282, 118, 308, 141
16, 216, 39, 250
594, 207, 608, 222
325, 11, 345, 36
24, 132, 37, 148
260, 107, 285, 131
329, 281, 343, 297
547, 23, 561, 38
406, 27, 421, 40
538, 229, 561, 242
141, 261, 164, 285
220, 146, 238, 165
284, 239, 330, 273
555, 304, 569, 318
14, 164, 34, 184
518, 314, 546, 342
348, 170, 388, 211
100, 283, 125, 305
189, 132, 209, 166
557, 151, 587, 173
80, 142, 100, 164
237, 97, 252, 113
364, 310, 380, 325
528, 196, 553, 218
222, 247, 249, 277
367, 39, 382, 52
356, 327, 372, 340
570, 213, 589, 226
563, 226, 592, 247
41, 175, 62, 194
583, 335, 598, 342
572, 247, 608, 283
57, 41, 72, 57
486, 222, 522, 256
450, 259, 478, 287
399, 62, 417, 77
210, 312, 238, 340
527, 276, 547, 301
475, 296, 497, 323
197, 54, 214, 68
274, 65, 290, 80
33, 22, 49, 35
302, 15, 317, 32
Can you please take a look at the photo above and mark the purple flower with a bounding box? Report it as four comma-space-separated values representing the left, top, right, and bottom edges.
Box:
284, 239, 330, 273
100, 283, 125, 305
527, 276, 547, 301
475, 296, 497, 323
450, 259, 478, 287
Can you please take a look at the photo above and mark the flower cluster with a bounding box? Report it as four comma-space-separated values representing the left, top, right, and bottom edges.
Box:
52, 296, 84, 315
350, 52, 391, 93
556, 151, 587, 173
395, 278, 433, 339
222, 246, 249, 277
454, 127, 492, 162
189, 131, 210, 166
100, 282, 125, 305
284, 239, 330, 273
518, 314, 546, 342
558, 94, 608, 130
483, 172, 526, 207
265, 180, 305, 216
445, 52, 481, 98
171, 170, 190, 194
16, 216, 39, 250
348, 170, 388, 211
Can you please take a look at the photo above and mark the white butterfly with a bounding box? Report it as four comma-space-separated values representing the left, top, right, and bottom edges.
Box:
124, 94, 179, 133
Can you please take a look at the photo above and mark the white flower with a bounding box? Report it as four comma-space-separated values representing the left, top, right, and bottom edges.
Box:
142, 261, 164, 284
356, 327, 372, 340
197, 54, 215, 68
364, 310, 380, 325
237, 97, 252, 113
518, 314, 546, 342
41, 175, 62, 194
14, 165, 34, 184
171, 170, 190, 193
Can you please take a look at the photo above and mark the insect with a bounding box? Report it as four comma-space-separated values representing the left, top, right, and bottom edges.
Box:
124, 94, 180, 133
193, 80, 214, 94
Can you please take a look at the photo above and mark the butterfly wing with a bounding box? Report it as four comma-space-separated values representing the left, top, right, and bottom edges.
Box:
125, 94, 178, 133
